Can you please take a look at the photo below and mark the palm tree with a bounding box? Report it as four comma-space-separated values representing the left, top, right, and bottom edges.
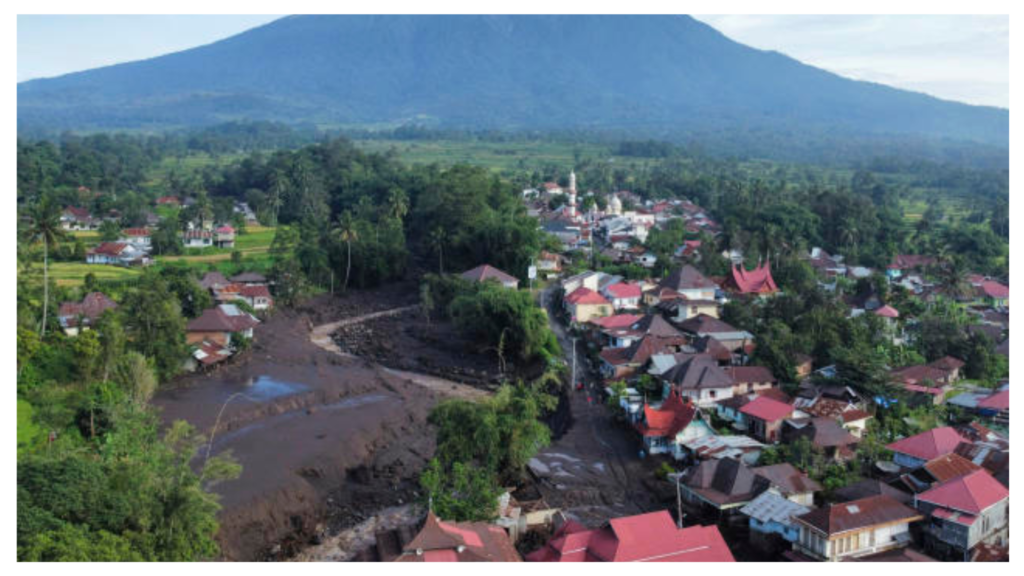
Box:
25, 196, 67, 337
267, 170, 287, 226
428, 226, 447, 274
385, 188, 409, 221
332, 211, 358, 291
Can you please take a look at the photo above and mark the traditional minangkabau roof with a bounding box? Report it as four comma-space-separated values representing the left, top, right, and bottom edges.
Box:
399, 512, 521, 562
726, 260, 778, 295
916, 469, 1008, 516
886, 426, 967, 462
795, 495, 922, 536
526, 511, 734, 562
635, 391, 698, 438
460, 264, 518, 285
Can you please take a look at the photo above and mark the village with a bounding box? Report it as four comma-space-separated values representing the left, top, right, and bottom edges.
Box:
45, 168, 1011, 563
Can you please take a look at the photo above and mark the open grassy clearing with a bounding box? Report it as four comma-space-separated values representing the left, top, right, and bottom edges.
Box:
49, 262, 143, 287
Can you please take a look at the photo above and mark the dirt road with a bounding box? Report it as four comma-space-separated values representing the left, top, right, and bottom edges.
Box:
527, 286, 663, 526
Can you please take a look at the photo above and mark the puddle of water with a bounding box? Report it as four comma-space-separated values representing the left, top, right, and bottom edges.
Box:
242, 375, 310, 401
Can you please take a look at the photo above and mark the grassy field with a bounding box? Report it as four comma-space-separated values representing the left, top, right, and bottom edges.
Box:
49, 262, 143, 287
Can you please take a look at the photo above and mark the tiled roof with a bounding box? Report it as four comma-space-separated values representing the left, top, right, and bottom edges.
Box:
89, 241, 130, 256
239, 284, 272, 298
589, 313, 643, 329
796, 495, 922, 536
605, 282, 642, 299
917, 469, 1008, 514
886, 427, 967, 462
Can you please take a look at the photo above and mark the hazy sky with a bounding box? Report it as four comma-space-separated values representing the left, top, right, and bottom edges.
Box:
18, 14, 1009, 108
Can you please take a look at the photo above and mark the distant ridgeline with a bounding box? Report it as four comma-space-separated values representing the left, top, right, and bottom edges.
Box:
17, 15, 1007, 168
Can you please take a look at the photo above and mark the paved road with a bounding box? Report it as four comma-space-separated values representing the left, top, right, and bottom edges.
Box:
529, 286, 660, 526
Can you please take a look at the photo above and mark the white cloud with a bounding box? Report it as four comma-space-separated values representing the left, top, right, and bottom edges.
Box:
694, 15, 1009, 108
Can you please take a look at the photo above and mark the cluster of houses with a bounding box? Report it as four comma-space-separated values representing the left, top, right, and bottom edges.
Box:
56, 270, 273, 372
66, 196, 261, 268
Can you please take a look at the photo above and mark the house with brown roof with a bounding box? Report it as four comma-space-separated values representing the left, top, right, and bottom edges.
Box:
238, 284, 274, 311
599, 331, 688, 380
886, 254, 936, 280
634, 390, 714, 460
660, 354, 736, 408
753, 463, 822, 506
57, 292, 118, 336
792, 495, 923, 561
678, 458, 771, 518
230, 271, 268, 285
798, 396, 872, 438
185, 304, 260, 348
526, 510, 734, 562
676, 314, 754, 353
395, 512, 521, 562
460, 264, 519, 289
782, 417, 860, 461
656, 265, 717, 302
724, 365, 776, 395
897, 453, 981, 494
60, 206, 97, 230
199, 271, 230, 291
913, 469, 1009, 561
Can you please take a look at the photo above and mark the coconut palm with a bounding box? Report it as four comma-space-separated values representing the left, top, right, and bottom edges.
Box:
24, 195, 67, 337
332, 211, 358, 291
385, 188, 409, 221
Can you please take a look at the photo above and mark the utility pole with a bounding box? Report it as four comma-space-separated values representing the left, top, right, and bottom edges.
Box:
675, 473, 684, 528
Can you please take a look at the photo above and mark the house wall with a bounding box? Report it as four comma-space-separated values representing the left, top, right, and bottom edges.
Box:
572, 302, 612, 323
677, 287, 716, 301
916, 499, 1009, 554
678, 386, 733, 408
797, 521, 913, 561
186, 331, 230, 347
750, 518, 800, 542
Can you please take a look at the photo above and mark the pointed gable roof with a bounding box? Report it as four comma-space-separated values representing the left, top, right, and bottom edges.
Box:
727, 260, 779, 294
632, 313, 683, 338
681, 458, 771, 507
976, 389, 1009, 411
753, 463, 822, 496
886, 426, 967, 462
921, 453, 981, 484
917, 469, 1008, 515
589, 313, 643, 329
660, 265, 716, 292
460, 264, 518, 285
565, 286, 610, 305
663, 354, 735, 390
635, 390, 698, 438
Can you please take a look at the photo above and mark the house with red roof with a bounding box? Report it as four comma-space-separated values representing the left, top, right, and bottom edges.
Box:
792, 495, 924, 561
156, 195, 181, 206
601, 281, 642, 310
724, 260, 779, 295
58, 292, 118, 336
527, 510, 733, 562
886, 426, 968, 469
564, 287, 612, 323
86, 241, 150, 266
886, 254, 936, 279
119, 227, 152, 250
740, 396, 794, 443
976, 280, 1008, 308
635, 390, 714, 460
396, 512, 521, 562
460, 264, 519, 290
238, 284, 274, 311
182, 229, 214, 248
214, 225, 236, 248
913, 469, 1009, 561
